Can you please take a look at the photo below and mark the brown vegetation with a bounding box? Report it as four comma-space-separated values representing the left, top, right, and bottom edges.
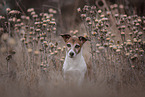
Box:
0, 1, 145, 97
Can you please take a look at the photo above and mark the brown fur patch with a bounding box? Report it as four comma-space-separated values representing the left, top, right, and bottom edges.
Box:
66, 37, 83, 54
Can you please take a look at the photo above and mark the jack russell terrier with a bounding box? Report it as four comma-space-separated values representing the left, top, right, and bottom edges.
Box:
61, 34, 88, 83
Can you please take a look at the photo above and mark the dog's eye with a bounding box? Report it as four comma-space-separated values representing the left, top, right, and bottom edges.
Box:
67, 44, 71, 47
75, 45, 80, 48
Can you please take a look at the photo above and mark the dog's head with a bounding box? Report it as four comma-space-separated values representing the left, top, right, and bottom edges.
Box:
61, 34, 87, 58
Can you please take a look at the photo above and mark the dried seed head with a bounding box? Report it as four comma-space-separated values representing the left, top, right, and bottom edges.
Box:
40, 37, 44, 42
127, 39, 131, 42
6, 8, 11, 12
95, 19, 98, 23
0, 16, 5, 20
137, 39, 142, 43
135, 23, 140, 26
114, 14, 119, 18
36, 29, 41, 32
49, 21, 56, 25
109, 45, 113, 48
77, 8, 81, 12
61, 48, 64, 52
1, 33, 9, 41
129, 33, 132, 36
129, 50, 133, 53
49, 43, 54, 48
116, 49, 121, 52
9, 10, 20, 14
121, 25, 126, 29
63, 46, 66, 49
29, 32, 33, 35
106, 11, 111, 16
143, 27, 145, 31
119, 4, 124, 9
92, 31, 97, 35
100, 14, 105, 18
98, 10, 102, 14
73, 30, 78, 35
0, 47, 7, 53
20, 38, 25, 42
110, 39, 114, 43
27, 8, 34, 12
96, 43, 101, 47
137, 18, 142, 23
54, 51, 58, 55
53, 27, 56, 31
112, 45, 117, 50
125, 53, 130, 56
8, 38, 16, 46
42, 33, 46, 37
121, 32, 125, 36
114, 4, 118, 8
131, 54, 138, 60
131, 65, 135, 68
139, 49, 144, 53
126, 41, 132, 46
27, 48, 33, 53
24, 41, 28, 45
111, 34, 115, 37
48, 8, 54, 13
86, 17, 91, 22
40, 62, 44, 67
60, 58, 64, 62
142, 41, 145, 44
138, 32, 143, 36
88, 22, 92, 26
31, 11, 35, 15
26, 16, 30, 20
50, 52, 54, 56
98, 46, 104, 50
107, 32, 112, 35
43, 41, 47, 44
83, 33, 88, 38
0, 28, 4, 32
21, 15, 26, 19
34, 50, 40, 55
42, 24, 47, 27
57, 47, 61, 51
91, 6, 96, 10
103, 43, 108, 47
106, 38, 110, 41
118, 45, 123, 49
135, 48, 139, 51
81, 14, 86, 18
96, 50, 100, 53
110, 5, 114, 9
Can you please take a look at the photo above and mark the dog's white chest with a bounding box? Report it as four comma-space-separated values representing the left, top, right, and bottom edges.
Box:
63, 54, 87, 82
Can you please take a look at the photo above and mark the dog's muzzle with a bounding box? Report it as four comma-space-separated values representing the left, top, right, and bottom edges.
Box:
69, 52, 74, 58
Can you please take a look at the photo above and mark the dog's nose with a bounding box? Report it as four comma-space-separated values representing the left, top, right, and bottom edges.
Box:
69, 52, 74, 57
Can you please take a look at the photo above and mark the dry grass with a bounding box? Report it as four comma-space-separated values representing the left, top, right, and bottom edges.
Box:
0, 2, 145, 97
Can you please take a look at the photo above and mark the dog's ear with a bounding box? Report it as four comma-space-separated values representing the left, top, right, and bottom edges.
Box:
60, 34, 71, 42
78, 36, 87, 44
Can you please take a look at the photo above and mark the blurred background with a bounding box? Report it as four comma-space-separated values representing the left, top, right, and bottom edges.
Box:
0, 0, 145, 31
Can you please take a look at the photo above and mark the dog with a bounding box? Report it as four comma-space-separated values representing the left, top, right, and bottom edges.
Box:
61, 34, 87, 84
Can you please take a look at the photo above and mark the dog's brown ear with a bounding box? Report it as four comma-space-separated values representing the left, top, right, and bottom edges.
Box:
78, 36, 87, 44
60, 34, 71, 42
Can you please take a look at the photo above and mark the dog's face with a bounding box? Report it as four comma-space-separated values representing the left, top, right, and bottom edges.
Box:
61, 34, 87, 58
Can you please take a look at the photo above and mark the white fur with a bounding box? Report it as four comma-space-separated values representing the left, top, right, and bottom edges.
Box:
63, 48, 87, 83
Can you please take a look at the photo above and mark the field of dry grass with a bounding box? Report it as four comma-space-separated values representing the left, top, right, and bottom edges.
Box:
0, 1, 145, 97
